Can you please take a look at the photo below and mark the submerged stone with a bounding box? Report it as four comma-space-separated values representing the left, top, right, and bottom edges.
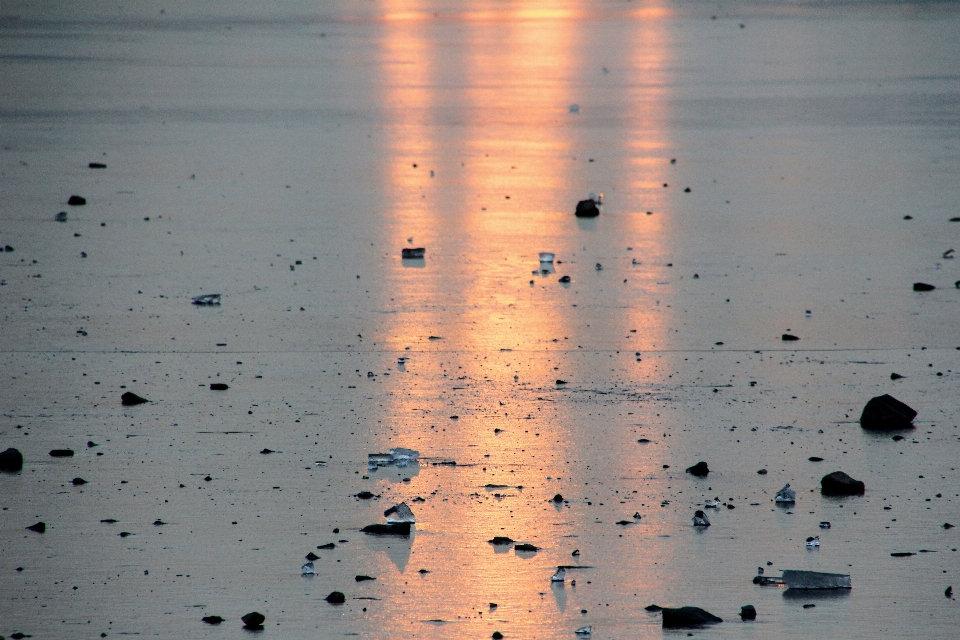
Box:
661, 606, 723, 628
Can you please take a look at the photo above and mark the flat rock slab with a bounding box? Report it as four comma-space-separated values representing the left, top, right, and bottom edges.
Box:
662, 606, 723, 628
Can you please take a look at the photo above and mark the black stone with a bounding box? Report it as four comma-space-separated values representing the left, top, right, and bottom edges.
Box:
0, 447, 24, 471
891, 552, 915, 557
119, 531, 133, 537
241, 612, 265, 626
210, 383, 229, 390
202, 616, 224, 624
67, 195, 87, 205
661, 606, 723, 628
820, 471, 865, 496
26, 521, 46, 533
306, 552, 320, 561
89, 162, 107, 169
361, 522, 411, 536
782, 334, 799, 341
121, 392, 148, 406
860, 394, 917, 430
645, 604, 663, 612
552, 494, 563, 502
317, 542, 336, 549
492, 632, 504, 640
558, 275, 571, 283
87, 441, 99, 447
325, 591, 346, 604
740, 605, 757, 621
575, 199, 600, 217
913, 282, 936, 291
488, 536, 515, 545
892, 435, 905, 441
808, 456, 823, 462
355, 575, 376, 581
757, 468, 767, 475
890, 372, 904, 380
946, 586, 953, 598
686, 461, 709, 477
260, 448, 274, 454
49, 449, 74, 457
72, 477, 87, 485
401, 247, 426, 259
514, 543, 540, 551
356, 491, 375, 499
944, 523, 955, 529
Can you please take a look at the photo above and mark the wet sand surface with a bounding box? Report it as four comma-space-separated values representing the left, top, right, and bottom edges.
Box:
2, 1, 960, 637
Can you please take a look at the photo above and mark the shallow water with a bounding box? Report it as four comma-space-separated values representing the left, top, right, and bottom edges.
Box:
2, 1, 959, 638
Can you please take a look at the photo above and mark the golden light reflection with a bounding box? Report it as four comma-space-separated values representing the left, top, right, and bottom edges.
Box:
373, 1, 676, 634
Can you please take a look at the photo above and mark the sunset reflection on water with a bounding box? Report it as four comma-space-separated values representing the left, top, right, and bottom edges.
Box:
371, 2, 674, 635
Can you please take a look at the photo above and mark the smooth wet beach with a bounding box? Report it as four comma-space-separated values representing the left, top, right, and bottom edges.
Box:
2, 1, 959, 638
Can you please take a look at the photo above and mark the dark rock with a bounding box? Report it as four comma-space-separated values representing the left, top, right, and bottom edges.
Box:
575, 199, 600, 217
87, 441, 99, 447
259, 448, 274, 454
890, 372, 904, 380
661, 606, 723, 628
552, 494, 563, 502
686, 461, 709, 477
355, 575, 376, 581
202, 616, 224, 624
119, 531, 132, 537
683, 187, 691, 193
740, 604, 757, 620
555, 379, 567, 385
401, 247, 426, 259
492, 632, 504, 640
944, 523, 955, 529
913, 282, 936, 291
891, 552, 915, 557
616, 520, 632, 525
821, 471, 865, 496
356, 491, 375, 499
11, 634, 32, 639
55, 211, 68, 222
4, 244, 14, 251
946, 586, 953, 598
241, 612, 265, 627
26, 521, 46, 533
72, 477, 87, 485
204, 476, 212, 481
0, 447, 24, 471
210, 383, 229, 391
892, 435, 905, 441
361, 522, 411, 536
488, 536, 515, 545
317, 542, 336, 549
860, 394, 917, 430
89, 162, 107, 169
514, 543, 540, 551
757, 468, 767, 475
782, 334, 799, 341
325, 591, 346, 604
808, 456, 823, 462
100, 519, 118, 523
49, 449, 74, 457
305, 552, 320, 561
121, 392, 148, 406
559, 275, 571, 283
644, 604, 663, 612
153, 519, 166, 526
803, 604, 816, 609
67, 195, 87, 205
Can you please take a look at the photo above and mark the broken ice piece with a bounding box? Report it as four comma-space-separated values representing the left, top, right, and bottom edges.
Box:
301, 562, 315, 575
384, 502, 415, 524
692, 510, 710, 526
539, 252, 555, 263
805, 536, 820, 547
368, 453, 393, 468
704, 497, 720, 508
389, 447, 420, 466
775, 483, 796, 503
191, 293, 221, 305
819, 521, 831, 529
551, 567, 566, 582
402, 247, 425, 259
574, 626, 592, 636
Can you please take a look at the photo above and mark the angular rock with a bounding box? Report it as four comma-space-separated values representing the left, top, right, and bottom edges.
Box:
67, 195, 87, 205
913, 282, 936, 291
552, 494, 563, 502
0, 447, 24, 471
356, 491, 375, 499
575, 199, 600, 217
740, 604, 757, 620
860, 394, 917, 430
325, 591, 346, 604
121, 392, 148, 406
305, 552, 320, 561
241, 612, 265, 628
355, 575, 376, 581
686, 461, 709, 477
488, 536, 515, 545
361, 522, 411, 536
661, 606, 723, 628
202, 616, 224, 624
49, 449, 74, 457
821, 471, 864, 496
210, 383, 228, 391
782, 334, 799, 341
26, 521, 46, 533
644, 604, 663, 612
72, 477, 87, 485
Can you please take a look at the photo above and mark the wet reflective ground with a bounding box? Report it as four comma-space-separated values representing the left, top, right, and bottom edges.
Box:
2, 1, 960, 638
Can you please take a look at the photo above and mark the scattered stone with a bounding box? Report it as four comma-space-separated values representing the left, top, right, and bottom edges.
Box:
191, 294, 221, 305
361, 522, 411, 536
210, 383, 228, 390
241, 612, 265, 628
355, 575, 376, 581
860, 394, 917, 430
645, 604, 663, 612
551, 567, 566, 582
492, 632, 504, 640
356, 491, 376, 499
661, 606, 723, 628
946, 586, 953, 598
891, 552, 916, 557
260, 448, 274, 454
55, 211, 68, 222
782, 334, 799, 341
819, 521, 831, 529
808, 456, 824, 462
49, 449, 74, 457
72, 477, 87, 485
556, 379, 568, 385
616, 520, 632, 525
317, 542, 335, 549
121, 392, 148, 406
559, 275, 571, 283
892, 435, 905, 441
944, 523, 955, 529
575, 199, 600, 217
913, 282, 936, 291
552, 494, 563, 502
89, 162, 107, 169
757, 469, 768, 475
401, 247, 425, 259
686, 461, 709, 477
0, 447, 24, 471
489, 536, 515, 545
87, 441, 99, 448
692, 510, 711, 526
775, 484, 796, 503
26, 521, 46, 533
821, 471, 865, 496
119, 531, 133, 537
325, 591, 346, 604
514, 543, 540, 552
891, 372, 904, 380
67, 195, 86, 205
803, 604, 816, 609
100, 519, 118, 523
202, 615, 224, 624
740, 605, 757, 620
305, 552, 319, 561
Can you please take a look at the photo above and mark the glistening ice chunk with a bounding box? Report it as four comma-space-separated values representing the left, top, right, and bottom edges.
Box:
191, 293, 221, 305
384, 502, 415, 524
551, 567, 566, 582
301, 562, 315, 575
775, 483, 796, 503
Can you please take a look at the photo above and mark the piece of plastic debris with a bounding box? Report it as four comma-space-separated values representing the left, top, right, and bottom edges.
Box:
551, 567, 566, 582
402, 247, 425, 259
944, 249, 955, 259
384, 502, 415, 524
775, 484, 796, 503
368, 447, 420, 470
806, 536, 820, 547
210, 383, 228, 390
301, 562, 315, 575
191, 293, 221, 305
569, 104, 579, 113
692, 510, 710, 526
